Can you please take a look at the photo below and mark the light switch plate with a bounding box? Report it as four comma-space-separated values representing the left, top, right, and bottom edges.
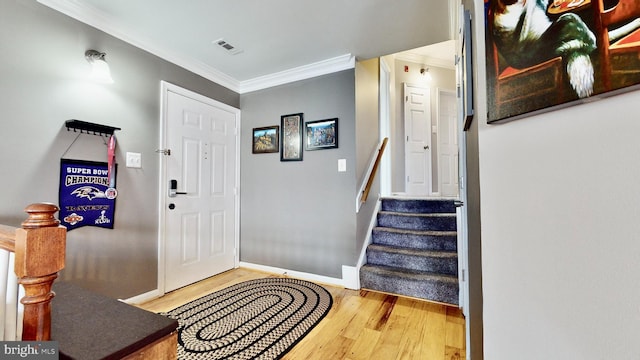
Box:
338, 159, 346, 172
126, 152, 142, 168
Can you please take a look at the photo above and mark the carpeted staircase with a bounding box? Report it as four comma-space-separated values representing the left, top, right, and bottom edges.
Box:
360, 198, 459, 305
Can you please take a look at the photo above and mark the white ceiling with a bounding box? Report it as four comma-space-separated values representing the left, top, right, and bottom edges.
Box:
38, 0, 457, 93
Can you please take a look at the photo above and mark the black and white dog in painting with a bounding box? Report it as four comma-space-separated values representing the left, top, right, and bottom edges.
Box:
491, 0, 597, 98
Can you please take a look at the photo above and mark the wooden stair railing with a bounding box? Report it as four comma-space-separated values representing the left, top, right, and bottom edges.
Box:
0, 203, 66, 341
358, 137, 388, 207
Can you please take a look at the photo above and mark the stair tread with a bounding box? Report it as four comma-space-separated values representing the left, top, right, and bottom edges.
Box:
373, 226, 457, 236
381, 197, 458, 201
361, 264, 458, 283
379, 211, 456, 217
380, 198, 458, 214
367, 244, 457, 257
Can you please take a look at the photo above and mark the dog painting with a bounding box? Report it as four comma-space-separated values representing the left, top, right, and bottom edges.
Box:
486, 0, 640, 122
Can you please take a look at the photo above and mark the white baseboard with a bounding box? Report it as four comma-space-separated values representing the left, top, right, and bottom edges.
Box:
122, 262, 361, 304
341, 265, 359, 290
240, 261, 347, 288
121, 288, 162, 305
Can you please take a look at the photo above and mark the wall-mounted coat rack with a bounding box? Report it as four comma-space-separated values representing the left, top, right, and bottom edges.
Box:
65, 119, 121, 137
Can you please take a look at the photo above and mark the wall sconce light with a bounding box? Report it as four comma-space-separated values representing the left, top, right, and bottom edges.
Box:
85, 49, 114, 84
420, 67, 433, 82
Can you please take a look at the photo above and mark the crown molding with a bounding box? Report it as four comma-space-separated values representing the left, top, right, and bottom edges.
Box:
37, 0, 355, 94
394, 52, 455, 70
239, 54, 355, 94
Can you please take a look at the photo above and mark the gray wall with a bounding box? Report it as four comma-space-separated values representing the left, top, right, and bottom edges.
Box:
239, 70, 357, 278
0, 0, 238, 299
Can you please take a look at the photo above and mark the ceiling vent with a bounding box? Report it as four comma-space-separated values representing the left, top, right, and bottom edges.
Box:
214, 38, 243, 55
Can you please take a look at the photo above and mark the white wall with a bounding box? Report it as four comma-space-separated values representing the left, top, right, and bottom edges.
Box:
473, 1, 640, 358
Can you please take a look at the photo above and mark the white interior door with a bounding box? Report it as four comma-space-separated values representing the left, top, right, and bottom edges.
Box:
438, 90, 459, 197
404, 83, 432, 196
160, 82, 239, 293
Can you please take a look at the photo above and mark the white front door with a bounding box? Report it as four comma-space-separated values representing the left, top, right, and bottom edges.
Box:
160, 82, 239, 292
404, 83, 432, 196
438, 90, 459, 197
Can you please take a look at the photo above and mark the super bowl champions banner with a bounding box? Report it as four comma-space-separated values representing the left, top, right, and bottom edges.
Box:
59, 159, 117, 231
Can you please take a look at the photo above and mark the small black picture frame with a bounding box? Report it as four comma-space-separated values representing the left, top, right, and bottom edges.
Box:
280, 113, 303, 161
305, 118, 338, 150
252, 126, 279, 154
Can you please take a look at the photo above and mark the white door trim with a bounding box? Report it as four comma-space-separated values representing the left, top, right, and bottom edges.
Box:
157, 81, 241, 296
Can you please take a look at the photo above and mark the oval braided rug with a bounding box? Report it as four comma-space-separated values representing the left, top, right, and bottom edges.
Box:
161, 278, 333, 360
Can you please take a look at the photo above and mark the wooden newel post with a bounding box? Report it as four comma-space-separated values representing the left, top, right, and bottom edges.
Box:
14, 203, 66, 341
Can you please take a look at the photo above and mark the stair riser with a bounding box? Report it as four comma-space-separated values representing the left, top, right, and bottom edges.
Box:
381, 199, 456, 214
377, 214, 457, 231
372, 230, 457, 251
360, 269, 459, 305
366, 250, 458, 275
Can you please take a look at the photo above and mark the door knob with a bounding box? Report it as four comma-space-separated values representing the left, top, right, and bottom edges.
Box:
424, 145, 430, 150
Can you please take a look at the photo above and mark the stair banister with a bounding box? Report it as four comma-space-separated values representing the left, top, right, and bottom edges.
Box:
356, 137, 388, 213
0, 203, 66, 341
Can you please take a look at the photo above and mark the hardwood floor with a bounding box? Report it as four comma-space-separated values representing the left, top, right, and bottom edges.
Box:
137, 268, 466, 360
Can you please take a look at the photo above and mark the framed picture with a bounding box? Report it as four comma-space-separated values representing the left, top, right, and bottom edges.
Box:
485, 0, 640, 123
252, 126, 279, 154
280, 113, 303, 161
305, 118, 338, 150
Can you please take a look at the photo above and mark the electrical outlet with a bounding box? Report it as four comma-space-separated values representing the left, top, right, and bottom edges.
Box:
126, 152, 142, 168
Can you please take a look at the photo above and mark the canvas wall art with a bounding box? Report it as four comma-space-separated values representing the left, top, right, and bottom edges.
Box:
485, 0, 640, 123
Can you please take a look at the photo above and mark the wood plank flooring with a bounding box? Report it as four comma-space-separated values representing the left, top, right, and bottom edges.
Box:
137, 268, 466, 360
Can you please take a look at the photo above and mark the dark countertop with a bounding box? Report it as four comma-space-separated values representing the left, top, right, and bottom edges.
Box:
52, 281, 178, 360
